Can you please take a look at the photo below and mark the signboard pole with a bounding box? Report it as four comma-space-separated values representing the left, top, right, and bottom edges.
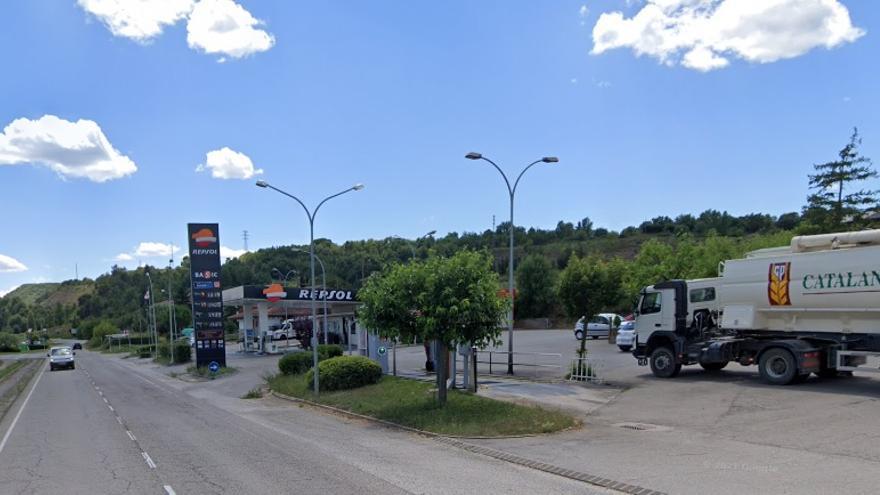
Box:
187, 223, 226, 368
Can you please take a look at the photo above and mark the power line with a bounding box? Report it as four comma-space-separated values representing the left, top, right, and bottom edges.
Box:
242, 230, 250, 252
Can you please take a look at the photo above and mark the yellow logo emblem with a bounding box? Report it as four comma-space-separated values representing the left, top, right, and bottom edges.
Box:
768, 262, 792, 306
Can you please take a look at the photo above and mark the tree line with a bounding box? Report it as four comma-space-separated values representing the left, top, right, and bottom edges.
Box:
1, 127, 875, 333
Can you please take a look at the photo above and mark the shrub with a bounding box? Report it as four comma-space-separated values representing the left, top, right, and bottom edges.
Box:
87, 321, 117, 349
278, 352, 314, 375
173, 341, 191, 363
157, 341, 192, 364
0, 333, 20, 352
317, 344, 343, 360
306, 356, 383, 392
136, 345, 153, 358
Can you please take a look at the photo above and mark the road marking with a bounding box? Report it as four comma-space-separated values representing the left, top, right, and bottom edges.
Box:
142, 452, 156, 469
103, 397, 108, 403
0, 363, 45, 456
108, 405, 114, 412
126, 431, 136, 441
164, 485, 176, 495
116, 416, 123, 425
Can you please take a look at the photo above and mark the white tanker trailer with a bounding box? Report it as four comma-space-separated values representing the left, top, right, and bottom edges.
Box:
633, 229, 880, 385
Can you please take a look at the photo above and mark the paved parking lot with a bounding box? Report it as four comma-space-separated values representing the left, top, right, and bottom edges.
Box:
401, 329, 880, 495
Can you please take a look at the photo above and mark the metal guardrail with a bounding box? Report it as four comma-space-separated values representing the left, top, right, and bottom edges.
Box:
474, 350, 563, 377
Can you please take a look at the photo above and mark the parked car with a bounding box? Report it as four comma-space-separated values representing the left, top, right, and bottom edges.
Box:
615, 320, 637, 352
574, 313, 624, 340
48, 346, 75, 371
72, 342, 82, 350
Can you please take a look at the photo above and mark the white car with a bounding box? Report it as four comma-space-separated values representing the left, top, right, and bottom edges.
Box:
574, 313, 624, 340
615, 320, 637, 352
48, 346, 75, 371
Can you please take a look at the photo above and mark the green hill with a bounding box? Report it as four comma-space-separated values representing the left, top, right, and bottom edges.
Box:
4, 282, 94, 306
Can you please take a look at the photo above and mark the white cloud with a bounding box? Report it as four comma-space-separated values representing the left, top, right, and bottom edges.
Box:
133, 242, 180, 258
0, 115, 137, 182
114, 252, 135, 262
196, 146, 263, 180
579, 5, 589, 17
186, 0, 275, 59
0, 254, 27, 273
78, 0, 195, 42
220, 245, 247, 260
591, 0, 865, 72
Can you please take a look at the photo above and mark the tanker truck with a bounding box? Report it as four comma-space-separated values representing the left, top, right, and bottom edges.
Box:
633, 229, 880, 385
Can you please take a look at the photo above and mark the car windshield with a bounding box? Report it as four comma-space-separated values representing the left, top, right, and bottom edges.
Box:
620, 321, 635, 330
51, 348, 72, 356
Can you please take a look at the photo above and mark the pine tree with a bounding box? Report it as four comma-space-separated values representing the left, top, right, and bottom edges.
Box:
805, 128, 877, 230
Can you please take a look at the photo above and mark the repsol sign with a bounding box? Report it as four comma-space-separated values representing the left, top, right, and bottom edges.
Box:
297, 289, 354, 301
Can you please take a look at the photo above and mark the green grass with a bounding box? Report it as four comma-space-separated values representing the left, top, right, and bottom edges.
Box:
268, 374, 578, 437
241, 386, 264, 399
0, 360, 27, 383
186, 365, 238, 379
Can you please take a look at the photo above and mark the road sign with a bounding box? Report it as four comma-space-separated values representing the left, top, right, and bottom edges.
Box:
208, 361, 220, 374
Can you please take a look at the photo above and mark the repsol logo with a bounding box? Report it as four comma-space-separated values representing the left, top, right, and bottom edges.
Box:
298, 289, 354, 301
192, 248, 218, 256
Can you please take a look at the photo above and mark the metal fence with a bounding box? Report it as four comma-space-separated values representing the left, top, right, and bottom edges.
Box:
474, 350, 563, 377
568, 356, 604, 384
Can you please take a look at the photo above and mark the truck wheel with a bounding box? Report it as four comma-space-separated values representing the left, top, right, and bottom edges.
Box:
700, 361, 728, 372
758, 348, 798, 385
650, 347, 681, 378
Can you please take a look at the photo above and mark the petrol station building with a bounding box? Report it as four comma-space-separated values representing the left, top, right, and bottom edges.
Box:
222, 284, 360, 353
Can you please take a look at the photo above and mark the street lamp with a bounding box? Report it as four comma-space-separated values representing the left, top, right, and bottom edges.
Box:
271, 268, 298, 343
389, 230, 436, 259
256, 179, 364, 394
288, 250, 329, 349
145, 272, 157, 353
465, 152, 558, 374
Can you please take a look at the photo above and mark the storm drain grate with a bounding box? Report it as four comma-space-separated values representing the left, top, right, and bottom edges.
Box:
613, 422, 672, 432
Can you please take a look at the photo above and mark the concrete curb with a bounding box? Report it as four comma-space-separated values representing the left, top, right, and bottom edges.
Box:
269, 390, 665, 495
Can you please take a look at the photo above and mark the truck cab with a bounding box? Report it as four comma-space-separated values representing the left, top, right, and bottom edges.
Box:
634, 278, 726, 377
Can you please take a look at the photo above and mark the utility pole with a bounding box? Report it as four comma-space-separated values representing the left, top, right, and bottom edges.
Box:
242, 230, 250, 252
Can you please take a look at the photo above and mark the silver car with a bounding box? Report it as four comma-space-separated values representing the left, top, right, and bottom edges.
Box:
48, 346, 76, 371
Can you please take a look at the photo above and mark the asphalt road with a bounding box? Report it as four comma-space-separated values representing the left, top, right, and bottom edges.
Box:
0, 349, 613, 495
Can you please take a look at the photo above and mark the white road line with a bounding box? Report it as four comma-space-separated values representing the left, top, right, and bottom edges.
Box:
142, 452, 156, 469
115, 416, 123, 425
108, 405, 114, 412
164, 485, 176, 495
0, 364, 46, 456
103, 397, 108, 403
126, 431, 136, 441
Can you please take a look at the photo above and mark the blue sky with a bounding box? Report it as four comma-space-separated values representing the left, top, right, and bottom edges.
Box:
0, 0, 877, 293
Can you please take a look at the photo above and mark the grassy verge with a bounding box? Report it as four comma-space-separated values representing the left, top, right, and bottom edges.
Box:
0, 360, 27, 383
0, 360, 39, 423
186, 365, 238, 379
268, 374, 578, 437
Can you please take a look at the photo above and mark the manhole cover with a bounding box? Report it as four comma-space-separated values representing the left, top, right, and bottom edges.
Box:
612, 422, 672, 432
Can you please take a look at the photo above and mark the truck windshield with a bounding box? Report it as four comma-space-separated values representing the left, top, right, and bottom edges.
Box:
640, 292, 662, 314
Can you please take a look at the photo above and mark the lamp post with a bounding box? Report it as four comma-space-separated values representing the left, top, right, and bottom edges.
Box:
287, 250, 329, 346
389, 230, 436, 259
256, 180, 364, 394
269, 268, 297, 326
145, 272, 157, 354
465, 152, 558, 375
